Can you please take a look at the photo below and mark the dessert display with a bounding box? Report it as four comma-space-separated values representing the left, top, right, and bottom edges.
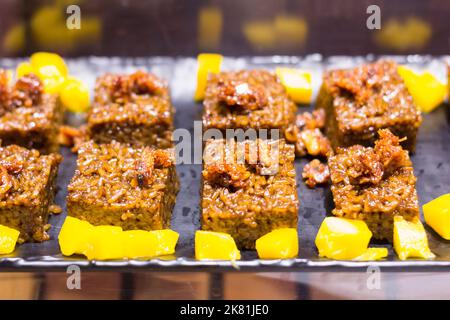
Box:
87, 71, 174, 149
202, 70, 297, 136
316, 60, 422, 151
201, 138, 299, 249
58, 216, 179, 260
1, 52, 449, 267
195, 230, 241, 261
255, 228, 298, 259
423, 194, 450, 240
0, 71, 63, 154
67, 140, 179, 231
0, 144, 62, 242
328, 129, 419, 241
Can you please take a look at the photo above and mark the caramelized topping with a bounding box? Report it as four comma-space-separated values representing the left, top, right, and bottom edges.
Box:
203, 139, 286, 189
0, 71, 9, 108
374, 129, 410, 174
302, 159, 330, 188
136, 148, 154, 188
217, 79, 268, 111
10, 74, 43, 108
0, 165, 13, 199
153, 149, 175, 168
135, 148, 175, 188
203, 163, 250, 189
107, 71, 165, 103
338, 145, 383, 185
0, 72, 44, 114
332, 129, 410, 186
296, 109, 326, 130
285, 109, 331, 157
58, 125, 89, 152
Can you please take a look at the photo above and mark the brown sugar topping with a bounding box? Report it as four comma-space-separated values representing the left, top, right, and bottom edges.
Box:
0, 72, 44, 113
0, 165, 13, 198
332, 129, 411, 187
69, 141, 175, 206
102, 70, 166, 104
284, 109, 331, 157
202, 139, 288, 190
135, 148, 155, 188
302, 159, 330, 188
323, 60, 420, 132
10, 74, 43, 108
0, 71, 10, 108
374, 129, 410, 175
203, 163, 250, 189
216, 79, 268, 111
337, 145, 384, 185
134, 148, 175, 188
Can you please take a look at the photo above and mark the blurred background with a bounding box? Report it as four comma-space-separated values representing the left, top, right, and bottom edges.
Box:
0, 0, 448, 57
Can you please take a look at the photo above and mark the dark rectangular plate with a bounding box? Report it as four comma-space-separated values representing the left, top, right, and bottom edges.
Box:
0, 56, 449, 272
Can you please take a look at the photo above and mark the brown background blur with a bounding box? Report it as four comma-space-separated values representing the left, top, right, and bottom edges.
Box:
0, 0, 448, 57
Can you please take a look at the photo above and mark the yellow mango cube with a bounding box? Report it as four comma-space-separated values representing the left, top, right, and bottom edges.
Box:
194, 53, 222, 101
256, 228, 298, 259
398, 65, 447, 113
58, 216, 94, 256
275, 67, 312, 104
123, 229, 179, 259
195, 230, 240, 260
0, 225, 20, 255
423, 194, 450, 240
152, 229, 179, 256
85, 225, 124, 260
354, 248, 388, 261
30, 52, 68, 78
60, 77, 90, 113
315, 217, 372, 260
393, 216, 435, 260
16, 62, 34, 78
35, 64, 66, 94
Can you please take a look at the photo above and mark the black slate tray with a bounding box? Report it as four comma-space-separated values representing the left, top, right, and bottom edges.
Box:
0, 55, 449, 272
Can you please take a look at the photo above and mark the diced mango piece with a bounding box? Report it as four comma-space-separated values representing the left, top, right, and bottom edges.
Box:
195, 230, 241, 260
275, 67, 312, 104
58, 216, 94, 256
35, 64, 66, 94
60, 77, 90, 113
123, 229, 179, 259
393, 216, 435, 260
59, 217, 179, 260
0, 225, 20, 255
194, 53, 222, 101
85, 226, 124, 260
423, 194, 450, 240
398, 65, 447, 113
16, 62, 34, 78
354, 247, 388, 261
256, 228, 298, 259
315, 217, 372, 260
30, 52, 68, 78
